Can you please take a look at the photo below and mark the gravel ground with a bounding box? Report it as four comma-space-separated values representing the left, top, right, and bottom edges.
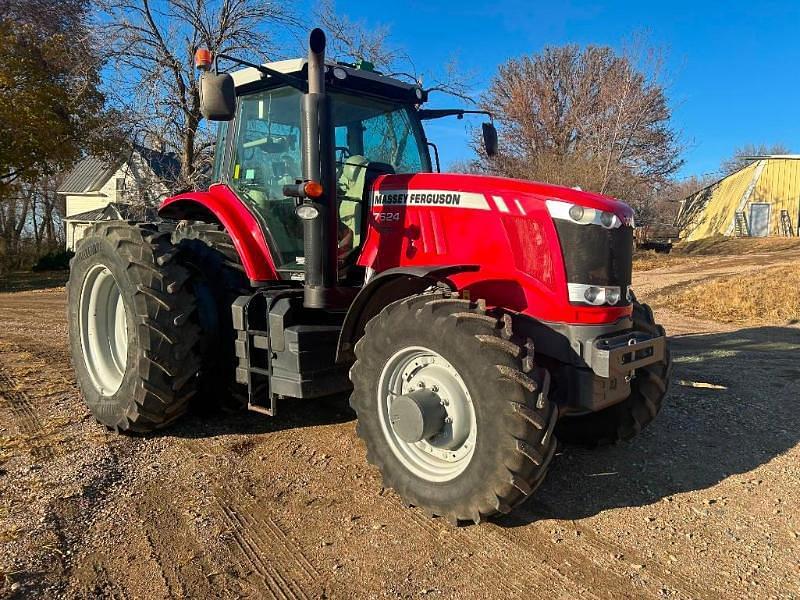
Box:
0, 257, 798, 599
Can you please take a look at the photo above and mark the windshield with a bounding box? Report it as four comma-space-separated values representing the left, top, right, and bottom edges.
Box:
331, 93, 431, 173
228, 86, 430, 271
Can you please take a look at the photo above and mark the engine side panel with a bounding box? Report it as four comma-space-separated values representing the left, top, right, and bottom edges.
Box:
357, 173, 633, 325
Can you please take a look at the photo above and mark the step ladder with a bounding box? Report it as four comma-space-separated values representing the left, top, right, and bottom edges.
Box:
232, 287, 302, 416
734, 211, 749, 237
779, 209, 794, 237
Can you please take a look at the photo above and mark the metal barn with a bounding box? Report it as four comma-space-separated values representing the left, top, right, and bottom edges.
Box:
677, 156, 800, 241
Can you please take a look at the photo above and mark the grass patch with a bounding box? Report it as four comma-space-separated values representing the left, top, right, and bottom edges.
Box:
652, 265, 800, 325
673, 235, 800, 256
633, 235, 800, 272
633, 250, 688, 272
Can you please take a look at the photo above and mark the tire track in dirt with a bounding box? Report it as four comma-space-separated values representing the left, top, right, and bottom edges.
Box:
400, 497, 706, 599
176, 421, 692, 598
514, 516, 717, 599
187, 431, 606, 597
179, 435, 327, 597
143, 527, 189, 599
212, 492, 321, 600
1, 331, 74, 377
0, 360, 55, 461
398, 502, 596, 598
402, 505, 530, 597
493, 519, 692, 599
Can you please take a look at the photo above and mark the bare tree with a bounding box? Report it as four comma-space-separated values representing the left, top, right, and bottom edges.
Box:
315, 0, 474, 103
720, 143, 792, 176
97, 0, 298, 187
479, 40, 683, 224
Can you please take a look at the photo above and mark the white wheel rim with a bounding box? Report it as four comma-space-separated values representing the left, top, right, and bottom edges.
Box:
79, 264, 129, 396
378, 346, 477, 482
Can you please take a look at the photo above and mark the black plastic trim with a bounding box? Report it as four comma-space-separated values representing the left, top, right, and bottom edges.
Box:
335, 265, 480, 364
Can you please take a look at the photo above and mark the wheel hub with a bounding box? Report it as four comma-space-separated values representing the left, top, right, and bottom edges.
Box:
389, 389, 447, 443
378, 346, 477, 482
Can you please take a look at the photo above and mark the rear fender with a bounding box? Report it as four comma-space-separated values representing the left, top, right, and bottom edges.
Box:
159, 184, 277, 282
336, 265, 478, 363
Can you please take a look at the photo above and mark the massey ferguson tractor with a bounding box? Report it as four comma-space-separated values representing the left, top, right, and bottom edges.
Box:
67, 29, 671, 524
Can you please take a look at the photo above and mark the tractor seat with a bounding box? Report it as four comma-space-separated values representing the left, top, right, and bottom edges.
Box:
337, 156, 395, 248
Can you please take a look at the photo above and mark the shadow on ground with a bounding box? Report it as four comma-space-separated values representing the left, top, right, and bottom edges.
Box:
164, 392, 356, 441
0, 271, 69, 292
501, 325, 800, 526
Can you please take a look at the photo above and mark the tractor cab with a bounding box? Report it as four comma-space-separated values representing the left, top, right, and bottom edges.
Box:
206, 57, 435, 283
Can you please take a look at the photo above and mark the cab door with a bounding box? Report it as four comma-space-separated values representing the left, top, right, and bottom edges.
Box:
226, 86, 306, 277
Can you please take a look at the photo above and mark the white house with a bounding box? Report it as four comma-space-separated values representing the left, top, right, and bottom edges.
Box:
59, 146, 180, 250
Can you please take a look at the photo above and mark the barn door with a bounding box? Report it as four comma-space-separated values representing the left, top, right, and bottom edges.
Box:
749, 203, 771, 237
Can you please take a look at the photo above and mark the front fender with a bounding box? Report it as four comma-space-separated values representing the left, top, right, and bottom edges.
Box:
336, 264, 478, 364
159, 183, 277, 282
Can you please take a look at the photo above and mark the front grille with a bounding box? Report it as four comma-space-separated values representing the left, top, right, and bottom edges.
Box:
553, 221, 633, 300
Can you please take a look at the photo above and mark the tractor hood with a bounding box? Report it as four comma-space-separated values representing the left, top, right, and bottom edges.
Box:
359, 171, 636, 325
368, 172, 635, 225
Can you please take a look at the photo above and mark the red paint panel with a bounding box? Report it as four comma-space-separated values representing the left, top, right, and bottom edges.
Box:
501, 215, 555, 290
159, 183, 278, 281
360, 172, 633, 325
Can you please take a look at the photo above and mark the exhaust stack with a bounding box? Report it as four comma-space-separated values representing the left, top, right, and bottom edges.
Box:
300, 28, 338, 308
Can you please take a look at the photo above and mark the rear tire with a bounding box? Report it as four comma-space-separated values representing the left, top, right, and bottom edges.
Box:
171, 222, 250, 407
555, 301, 672, 446
349, 293, 558, 524
67, 222, 201, 432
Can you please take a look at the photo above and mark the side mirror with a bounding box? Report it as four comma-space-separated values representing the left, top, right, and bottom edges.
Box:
482, 122, 498, 157
199, 71, 236, 121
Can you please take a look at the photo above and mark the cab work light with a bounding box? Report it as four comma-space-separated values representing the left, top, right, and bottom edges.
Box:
194, 48, 213, 70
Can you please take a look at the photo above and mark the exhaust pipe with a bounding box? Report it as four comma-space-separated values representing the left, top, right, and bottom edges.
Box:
301, 28, 338, 309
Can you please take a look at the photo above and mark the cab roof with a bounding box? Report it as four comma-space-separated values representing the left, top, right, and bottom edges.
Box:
229, 58, 427, 104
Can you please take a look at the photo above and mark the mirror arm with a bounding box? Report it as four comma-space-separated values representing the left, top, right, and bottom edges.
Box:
216, 53, 309, 93
418, 108, 494, 122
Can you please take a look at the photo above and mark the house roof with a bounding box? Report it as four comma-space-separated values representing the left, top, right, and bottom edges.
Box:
58, 156, 117, 194
64, 202, 160, 222
133, 143, 181, 182
58, 145, 181, 194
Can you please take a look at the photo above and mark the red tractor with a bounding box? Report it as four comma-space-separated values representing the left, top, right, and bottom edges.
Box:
67, 29, 671, 524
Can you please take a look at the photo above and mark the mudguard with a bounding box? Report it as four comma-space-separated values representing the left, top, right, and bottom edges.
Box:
336, 264, 478, 363
159, 183, 278, 283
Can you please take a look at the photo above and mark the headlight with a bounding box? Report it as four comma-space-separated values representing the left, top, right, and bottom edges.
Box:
546, 199, 622, 229
568, 283, 623, 306
295, 204, 319, 220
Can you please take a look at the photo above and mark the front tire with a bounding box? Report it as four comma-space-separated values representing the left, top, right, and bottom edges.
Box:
67, 222, 201, 432
555, 301, 672, 446
349, 293, 558, 524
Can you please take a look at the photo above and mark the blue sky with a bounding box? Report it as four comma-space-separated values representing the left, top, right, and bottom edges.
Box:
313, 0, 800, 179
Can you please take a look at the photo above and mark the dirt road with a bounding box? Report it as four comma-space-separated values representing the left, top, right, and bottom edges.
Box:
1, 258, 798, 599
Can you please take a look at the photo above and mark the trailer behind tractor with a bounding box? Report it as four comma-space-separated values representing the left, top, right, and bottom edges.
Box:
67, 28, 671, 524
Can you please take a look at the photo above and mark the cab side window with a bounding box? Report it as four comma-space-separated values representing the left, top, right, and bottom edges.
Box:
229, 87, 305, 269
